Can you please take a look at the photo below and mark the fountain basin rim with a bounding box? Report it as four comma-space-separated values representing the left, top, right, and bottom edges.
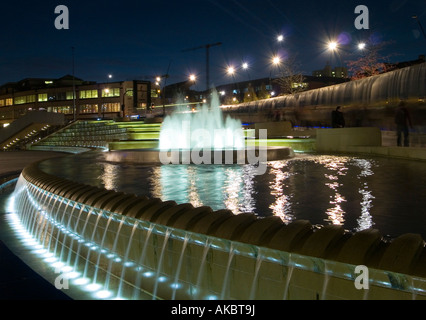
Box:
104, 146, 295, 165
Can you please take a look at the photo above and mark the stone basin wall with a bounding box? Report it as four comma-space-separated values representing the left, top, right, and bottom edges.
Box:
12, 161, 426, 300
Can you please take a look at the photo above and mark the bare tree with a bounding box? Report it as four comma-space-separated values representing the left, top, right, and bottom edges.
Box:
274, 56, 307, 95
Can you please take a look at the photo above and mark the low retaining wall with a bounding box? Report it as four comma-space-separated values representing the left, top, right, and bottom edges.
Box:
315, 127, 426, 161
316, 127, 382, 153
11, 161, 426, 300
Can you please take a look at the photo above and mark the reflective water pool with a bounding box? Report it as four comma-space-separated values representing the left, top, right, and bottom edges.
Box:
39, 151, 426, 240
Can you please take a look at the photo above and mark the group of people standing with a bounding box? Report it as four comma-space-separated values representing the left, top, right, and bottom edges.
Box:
330, 101, 412, 147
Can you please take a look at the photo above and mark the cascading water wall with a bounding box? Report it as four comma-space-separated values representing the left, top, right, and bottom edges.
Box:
224, 63, 426, 131
159, 89, 245, 150
7, 164, 426, 300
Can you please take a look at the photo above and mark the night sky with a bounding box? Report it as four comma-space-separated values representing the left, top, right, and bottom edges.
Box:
1, 0, 425, 91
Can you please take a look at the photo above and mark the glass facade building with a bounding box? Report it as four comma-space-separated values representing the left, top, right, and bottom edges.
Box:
0, 75, 152, 126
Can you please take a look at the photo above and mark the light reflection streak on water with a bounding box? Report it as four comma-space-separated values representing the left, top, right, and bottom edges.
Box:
315, 156, 349, 226
240, 165, 257, 214
353, 159, 376, 231
150, 166, 163, 199
149, 165, 257, 215
222, 165, 256, 215
100, 163, 120, 191
187, 166, 203, 208
223, 168, 243, 214
268, 161, 294, 224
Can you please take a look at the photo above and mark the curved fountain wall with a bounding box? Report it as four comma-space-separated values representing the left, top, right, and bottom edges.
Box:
225, 63, 426, 131
9, 161, 426, 300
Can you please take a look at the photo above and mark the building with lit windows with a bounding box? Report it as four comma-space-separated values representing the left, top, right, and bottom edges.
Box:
312, 63, 349, 78
0, 75, 155, 126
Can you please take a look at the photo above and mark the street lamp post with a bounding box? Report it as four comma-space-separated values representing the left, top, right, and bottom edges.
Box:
72, 46, 76, 122
327, 40, 344, 70
242, 62, 251, 81
227, 66, 240, 102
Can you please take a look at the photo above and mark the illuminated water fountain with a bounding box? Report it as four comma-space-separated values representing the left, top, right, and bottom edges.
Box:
105, 89, 294, 169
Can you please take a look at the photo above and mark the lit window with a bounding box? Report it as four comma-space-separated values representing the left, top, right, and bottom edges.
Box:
0, 100, 4, 107
102, 103, 120, 112
151, 89, 158, 98
6, 98, 13, 106
66, 92, 75, 100
102, 88, 120, 98
48, 106, 72, 114
38, 93, 48, 102
80, 104, 99, 113
80, 90, 98, 99
26, 95, 36, 103
14, 96, 27, 105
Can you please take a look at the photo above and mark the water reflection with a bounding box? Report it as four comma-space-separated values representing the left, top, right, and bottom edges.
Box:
99, 163, 120, 191
39, 152, 426, 239
240, 165, 257, 214
315, 156, 349, 225
95, 155, 378, 232
148, 165, 256, 214
223, 168, 242, 214
188, 166, 203, 208
268, 161, 294, 224
353, 159, 376, 231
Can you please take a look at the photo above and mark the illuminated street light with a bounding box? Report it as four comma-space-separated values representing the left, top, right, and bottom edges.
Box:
242, 62, 251, 81
277, 35, 284, 42
227, 66, 236, 76
328, 41, 338, 51
272, 56, 281, 66
358, 42, 366, 50
189, 74, 196, 82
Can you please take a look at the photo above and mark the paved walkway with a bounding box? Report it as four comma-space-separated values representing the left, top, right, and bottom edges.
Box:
0, 151, 71, 300
0, 150, 67, 176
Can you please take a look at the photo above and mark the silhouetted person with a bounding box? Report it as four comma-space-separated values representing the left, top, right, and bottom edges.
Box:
331, 106, 345, 128
395, 101, 412, 147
